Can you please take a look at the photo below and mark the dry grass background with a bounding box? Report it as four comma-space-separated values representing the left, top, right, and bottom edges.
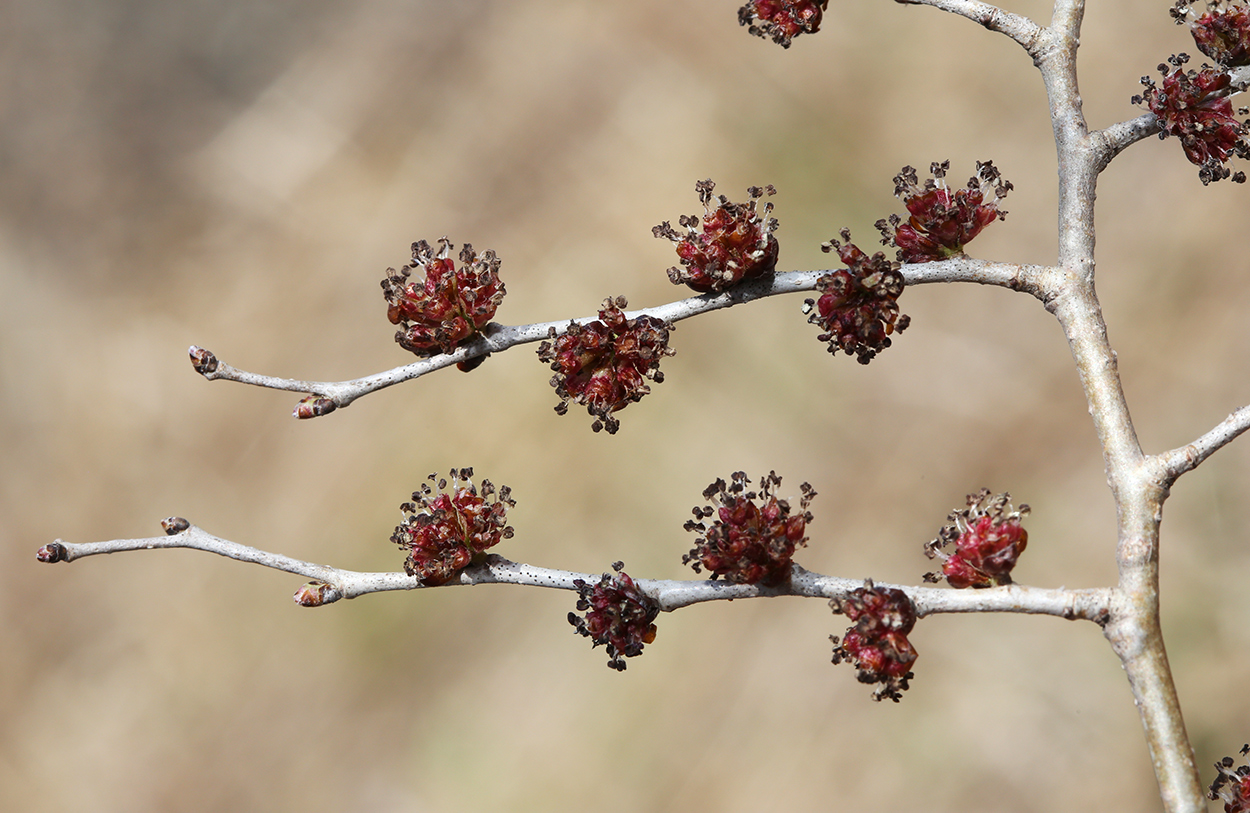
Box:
3, 1, 1250, 810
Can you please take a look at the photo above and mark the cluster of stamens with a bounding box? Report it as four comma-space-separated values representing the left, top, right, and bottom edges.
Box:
653, 180, 779, 293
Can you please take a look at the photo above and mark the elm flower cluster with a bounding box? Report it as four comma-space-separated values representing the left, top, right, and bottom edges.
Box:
568, 562, 659, 671
1172, 2, 1250, 67
1133, 53, 1249, 184
924, 489, 1029, 589
391, 469, 515, 587
537, 296, 674, 434
653, 180, 779, 293
682, 471, 815, 587
1209, 744, 1250, 813
804, 229, 910, 364
381, 237, 506, 358
830, 580, 918, 702
875, 161, 1013, 263
738, 1, 829, 48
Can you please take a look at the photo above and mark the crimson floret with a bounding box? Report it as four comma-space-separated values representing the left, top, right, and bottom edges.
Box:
653, 179, 779, 293
1173, 2, 1250, 67
537, 296, 674, 434
738, 1, 829, 48
569, 562, 659, 671
1209, 744, 1250, 813
682, 471, 815, 587
804, 230, 909, 364
391, 468, 515, 587
924, 489, 1029, 589
876, 160, 1012, 263
381, 237, 505, 359
830, 580, 918, 702
1133, 54, 1249, 184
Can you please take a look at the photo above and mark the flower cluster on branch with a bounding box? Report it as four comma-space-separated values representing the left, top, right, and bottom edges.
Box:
738, 0, 829, 49
391, 469, 515, 586
653, 179, 779, 293
876, 161, 1013, 263
568, 562, 660, 671
831, 580, 918, 702
804, 231, 909, 364
682, 471, 815, 587
537, 297, 674, 434
381, 237, 506, 361
924, 489, 1029, 589
1209, 743, 1250, 812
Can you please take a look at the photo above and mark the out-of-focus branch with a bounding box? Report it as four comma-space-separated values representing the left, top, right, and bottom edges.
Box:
190, 260, 1055, 417
37, 523, 1111, 620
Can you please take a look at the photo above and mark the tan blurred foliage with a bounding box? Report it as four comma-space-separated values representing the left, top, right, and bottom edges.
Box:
3, 1, 1249, 810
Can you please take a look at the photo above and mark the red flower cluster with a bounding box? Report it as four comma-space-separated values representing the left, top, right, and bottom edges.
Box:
381, 237, 506, 357
876, 161, 1013, 263
682, 471, 815, 587
924, 489, 1029, 589
391, 469, 515, 587
804, 230, 910, 364
1173, 2, 1250, 67
537, 296, 675, 434
1210, 744, 1250, 813
1134, 54, 1249, 184
738, 0, 829, 48
653, 180, 779, 293
568, 562, 659, 671
830, 581, 918, 702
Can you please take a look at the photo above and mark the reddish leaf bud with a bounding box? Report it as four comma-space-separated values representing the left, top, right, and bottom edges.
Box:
568, 562, 659, 671
293, 581, 340, 607
830, 580, 918, 702
1208, 744, 1250, 812
293, 396, 337, 420
391, 469, 515, 587
537, 297, 674, 434
804, 230, 909, 364
188, 346, 219, 375
682, 471, 815, 586
381, 237, 506, 356
36, 541, 69, 563
161, 516, 190, 535
738, 1, 829, 48
653, 180, 779, 293
924, 489, 1029, 589
876, 161, 1012, 263
1133, 54, 1249, 184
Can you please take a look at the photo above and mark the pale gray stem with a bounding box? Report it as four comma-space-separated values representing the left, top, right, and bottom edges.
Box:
38, 524, 1111, 622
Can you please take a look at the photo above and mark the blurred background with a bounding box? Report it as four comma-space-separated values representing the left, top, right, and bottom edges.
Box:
3, 0, 1249, 810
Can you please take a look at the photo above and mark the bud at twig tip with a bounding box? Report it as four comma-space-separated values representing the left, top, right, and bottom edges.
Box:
188, 346, 219, 375
36, 541, 69, 563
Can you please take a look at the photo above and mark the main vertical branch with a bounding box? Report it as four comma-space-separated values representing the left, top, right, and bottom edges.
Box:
1033, 2, 1203, 810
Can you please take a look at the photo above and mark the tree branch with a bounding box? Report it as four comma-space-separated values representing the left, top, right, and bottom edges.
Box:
190, 260, 1054, 417
36, 523, 1111, 621
1153, 404, 1250, 485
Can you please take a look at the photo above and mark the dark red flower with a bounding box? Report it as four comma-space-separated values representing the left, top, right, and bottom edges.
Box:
653, 180, 779, 293
1209, 744, 1250, 813
924, 489, 1029, 589
876, 161, 1012, 263
738, 0, 829, 48
391, 468, 515, 587
830, 580, 918, 702
682, 471, 815, 587
381, 237, 506, 357
804, 230, 909, 364
568, 562, 659, 671
1173, 2, 1250, 67
1134, 54, 1249, 184
537, 296, 674, 434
